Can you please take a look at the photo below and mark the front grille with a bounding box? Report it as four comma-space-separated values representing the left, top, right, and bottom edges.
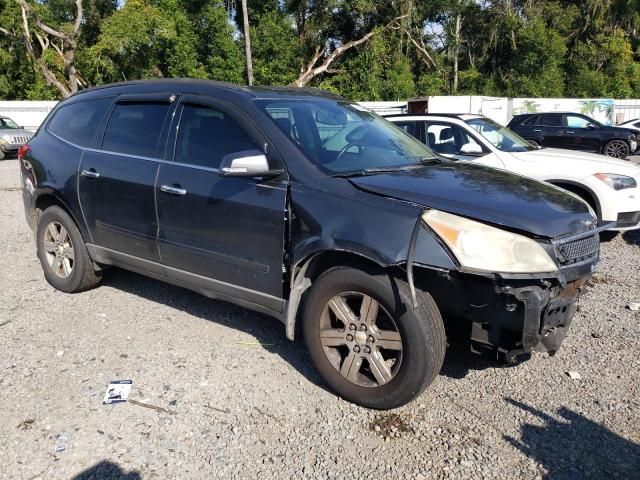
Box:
554, 225, 599, 264
10, 135, 30, 145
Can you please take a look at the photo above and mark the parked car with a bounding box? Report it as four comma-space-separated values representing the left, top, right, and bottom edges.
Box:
21, 80, 602, 409
0, 116, 33, 160
387, 114, 640, 231
507, 112, 638, 159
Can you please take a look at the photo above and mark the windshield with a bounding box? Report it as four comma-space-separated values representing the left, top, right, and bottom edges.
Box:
466, 117, 536, 152
256, 99, 437, 174
0, 117, 20, 129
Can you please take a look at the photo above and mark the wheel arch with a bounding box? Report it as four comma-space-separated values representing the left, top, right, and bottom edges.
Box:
34, 192, 90, 242
545, 180, 602, 221
284, 249, 401, 341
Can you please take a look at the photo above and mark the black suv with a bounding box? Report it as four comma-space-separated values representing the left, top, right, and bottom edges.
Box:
508, 112, 638, 158
21, 80, 602, 409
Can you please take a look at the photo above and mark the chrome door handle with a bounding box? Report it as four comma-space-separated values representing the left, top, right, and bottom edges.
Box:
80, 169, 100, 179
160, 185, 187, 196
533, 129, 542, 132
566, 130, 576, 134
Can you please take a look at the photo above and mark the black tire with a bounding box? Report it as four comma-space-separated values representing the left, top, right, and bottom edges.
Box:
0, 150, 5, 160
36, 205, 101, 293
302, 266, 446, 409
603, 139, 630, 159
526, 139, 540, 148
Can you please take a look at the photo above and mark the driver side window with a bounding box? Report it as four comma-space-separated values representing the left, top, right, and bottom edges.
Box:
566, 115, 591, 129
424, 122, 484, 155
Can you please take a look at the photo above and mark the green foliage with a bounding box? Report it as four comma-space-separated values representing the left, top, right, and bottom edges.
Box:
1, 0, 640, 100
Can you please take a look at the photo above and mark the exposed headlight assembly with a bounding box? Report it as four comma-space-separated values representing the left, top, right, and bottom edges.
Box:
423, 210, 558, 274
595, 173, 637, 190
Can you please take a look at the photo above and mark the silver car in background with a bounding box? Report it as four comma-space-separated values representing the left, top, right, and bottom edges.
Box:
0, 116, 33, 160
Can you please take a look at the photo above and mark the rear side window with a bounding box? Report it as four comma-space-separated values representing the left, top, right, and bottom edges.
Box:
174, 104, 258, 169
48, 98, 113, 147
541, 114, 563, 126
522, 115, 540, 126
102, 102, 171, 158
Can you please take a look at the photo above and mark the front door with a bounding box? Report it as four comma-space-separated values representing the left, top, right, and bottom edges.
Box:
563, 114, 601, 152
540, 113, 566, 148
79, 96, 176, 264
155, 96, 288, 309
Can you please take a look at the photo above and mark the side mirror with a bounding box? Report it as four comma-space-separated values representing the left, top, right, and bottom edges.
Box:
587, 123, 597, 129
459, 142, 483, 154
219, 150, 280, 177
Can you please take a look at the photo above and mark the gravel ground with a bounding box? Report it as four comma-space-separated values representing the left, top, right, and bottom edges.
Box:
0, 158, 639, 480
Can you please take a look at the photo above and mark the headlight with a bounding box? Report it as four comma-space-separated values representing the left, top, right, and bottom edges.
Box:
595, 173, 637, 190
0, 136, 8, 145
422, 210, 558, 274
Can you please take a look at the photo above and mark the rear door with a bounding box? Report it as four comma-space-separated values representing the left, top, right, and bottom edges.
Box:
155, 95, 287, 308
78, 94, 176, 267
539, 113, 566, 148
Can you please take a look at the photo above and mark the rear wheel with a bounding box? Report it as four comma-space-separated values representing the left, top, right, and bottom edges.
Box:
37, 206, 101, 293
302, 266, 446, 409
603, 139, 630, 158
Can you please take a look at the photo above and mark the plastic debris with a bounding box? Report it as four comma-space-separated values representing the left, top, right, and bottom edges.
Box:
627, 303, 640, 312
103, 380, 132, 404
566, 371, 582, 380
54, 432, 69, 452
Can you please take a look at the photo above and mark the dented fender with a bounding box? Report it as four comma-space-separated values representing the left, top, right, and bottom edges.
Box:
282, 180, 457, 339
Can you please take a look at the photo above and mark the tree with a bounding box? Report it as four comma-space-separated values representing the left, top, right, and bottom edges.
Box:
240, 0, 253, 85
1, 0, 84, 97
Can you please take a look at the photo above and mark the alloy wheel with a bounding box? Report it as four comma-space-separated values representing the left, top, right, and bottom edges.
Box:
319, 292, 403, 387
43, 221, 74, 278
604, 140, 629, 158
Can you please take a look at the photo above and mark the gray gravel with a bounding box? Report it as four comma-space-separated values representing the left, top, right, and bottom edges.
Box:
1, 158, 639, 480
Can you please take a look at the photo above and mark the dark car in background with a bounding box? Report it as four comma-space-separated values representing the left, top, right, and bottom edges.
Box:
508, 112, 638, 159
0, 116, 33, 160
20, 80, 602, 409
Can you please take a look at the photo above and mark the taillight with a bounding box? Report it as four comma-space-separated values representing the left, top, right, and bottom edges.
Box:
18, 144, 30, 160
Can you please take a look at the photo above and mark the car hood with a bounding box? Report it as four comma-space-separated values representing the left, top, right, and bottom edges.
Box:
348, 162, 594, 238
509, 148, 640, 177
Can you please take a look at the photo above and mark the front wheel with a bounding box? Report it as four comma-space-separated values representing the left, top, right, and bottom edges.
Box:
603, 139, 630, 158
302, 266, 446, 409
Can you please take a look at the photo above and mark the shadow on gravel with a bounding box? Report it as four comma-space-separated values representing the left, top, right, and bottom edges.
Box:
71, 460, 141, 479
504, 398, 640, 480
622, 229, 640, 246
102, 269, 327, 390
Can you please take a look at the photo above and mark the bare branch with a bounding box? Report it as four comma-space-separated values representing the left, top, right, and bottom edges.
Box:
402, 27, 437, 68
0, 26, 18, 39
16, 0, 76, 46
290, 15, 408, 87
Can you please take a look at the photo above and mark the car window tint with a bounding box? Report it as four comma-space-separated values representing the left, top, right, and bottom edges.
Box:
393, 122, 417, 138
48, 98, 113, 147
102, 102, 170, 157
522, 115, 540, 126
566, 115, 590, 128
633, 121, 640, 129
174, 104, 258, 168
541, 114, 563, 126
425, 122, 483, 155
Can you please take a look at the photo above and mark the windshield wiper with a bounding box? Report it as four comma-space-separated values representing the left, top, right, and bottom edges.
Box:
333, 164, 425, 178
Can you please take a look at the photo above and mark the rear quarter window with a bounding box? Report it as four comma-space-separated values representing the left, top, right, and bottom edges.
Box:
48, 97, 113, 147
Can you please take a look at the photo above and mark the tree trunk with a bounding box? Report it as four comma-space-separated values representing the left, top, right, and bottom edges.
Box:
241, 0, 254, 86
452, 13, 461, 94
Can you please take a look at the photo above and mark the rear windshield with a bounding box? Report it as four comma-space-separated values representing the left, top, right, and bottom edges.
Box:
255, 99, 436, 174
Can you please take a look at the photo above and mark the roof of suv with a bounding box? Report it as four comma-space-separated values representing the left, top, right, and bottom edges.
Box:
70, 78, 345, 101
384, 113, 484, 121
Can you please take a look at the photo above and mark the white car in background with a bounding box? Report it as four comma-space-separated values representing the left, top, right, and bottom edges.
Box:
387, 114, 640, 231
618, 118, 640, 133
